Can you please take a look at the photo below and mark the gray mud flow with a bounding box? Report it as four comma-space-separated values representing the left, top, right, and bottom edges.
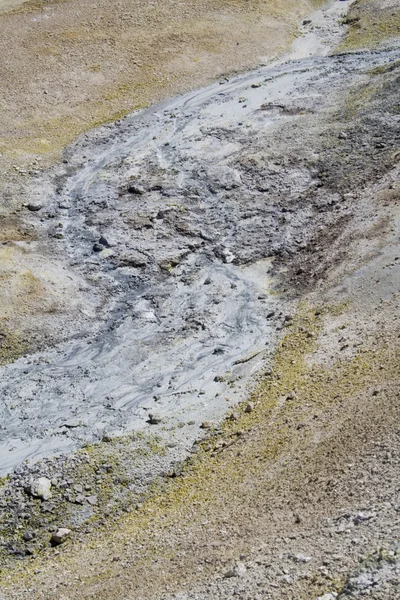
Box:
1, 33, 399, 474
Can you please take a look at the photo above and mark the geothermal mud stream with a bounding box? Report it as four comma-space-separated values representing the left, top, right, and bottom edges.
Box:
1, 1, 399, 475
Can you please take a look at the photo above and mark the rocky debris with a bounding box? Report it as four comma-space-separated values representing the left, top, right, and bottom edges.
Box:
200, 421, 213, 430
207, 165, 242, 191
51, 528, 71, 546
27, 202, 42, 211
63, 418, 82, 428
244, 402, 254, 413
117, 251, 147, 268
93, 242, 105, 252
127, 184, 145, 195
224, 562, 246, 578
291, 553, 312, 563
29, 477, 52, 501
99, 236, 111, 247
148, 413, 163, 425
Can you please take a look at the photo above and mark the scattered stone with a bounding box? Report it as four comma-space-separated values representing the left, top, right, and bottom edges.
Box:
93, 242, 104, 253
23, 531, 35, 542
29, 477, 52, 501
27, 202, 42, 212
148, 413, 163, 425
294, 513, 302, 524
286, 391, 296, 400
127, 184, 145, 195
99, 236, 111, 247
303, 19, 312, 25
245, 402, 254, 413
292, 553, 312, 563
51, 528, 71, 546
224, 569, 238, 578
63, 419, 82, 428
251, 82, 262, 88
207, 165, 242, 191
118, 252, 147, 268
200, 421, 213, 430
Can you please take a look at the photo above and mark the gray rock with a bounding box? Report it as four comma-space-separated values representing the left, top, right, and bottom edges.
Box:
86, 495, 98, 506
280, 574, 294, 585
292, 553, 312, 563
99, 236, 111, 247
27, 202, 42, 212
200, 421, 213, 430
207, 165, 242, 190
245, 402, 254, 413
30, 477, 52, 501
127, 184, 145, 195
63, 418, 82, 428
51, 528, 71, 545
148, 413, 163, 425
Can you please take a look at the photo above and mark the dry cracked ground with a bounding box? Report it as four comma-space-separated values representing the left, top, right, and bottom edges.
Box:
0, 0, 400, 599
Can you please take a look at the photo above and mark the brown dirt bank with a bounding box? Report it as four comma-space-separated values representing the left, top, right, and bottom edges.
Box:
0, 0, 321, 182
338, 0, 400, 51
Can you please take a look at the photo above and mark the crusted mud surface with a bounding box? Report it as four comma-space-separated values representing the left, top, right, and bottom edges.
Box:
0, 0, 400, 598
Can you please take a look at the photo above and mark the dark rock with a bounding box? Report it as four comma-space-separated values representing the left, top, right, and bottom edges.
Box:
127, 184, 145, 195
93, 243, 104, 253
51, 528, 71, 545
148, 413, 163, 425
99, 236, 110, 247
27, 202, 42, 212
